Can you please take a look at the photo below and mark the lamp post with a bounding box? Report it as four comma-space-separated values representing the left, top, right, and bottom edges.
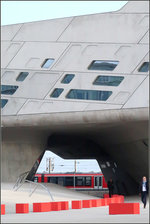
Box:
74, 160, 80, 189
74, 160, 76, 189
46, 157, 54, 173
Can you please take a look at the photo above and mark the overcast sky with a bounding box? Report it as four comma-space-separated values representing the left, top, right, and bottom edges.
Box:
2, 1, 127, 173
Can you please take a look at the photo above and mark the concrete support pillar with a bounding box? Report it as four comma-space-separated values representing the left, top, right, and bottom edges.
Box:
1, 128, 47, 182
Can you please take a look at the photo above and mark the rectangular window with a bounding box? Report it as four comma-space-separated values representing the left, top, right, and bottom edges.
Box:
41, 58, 54, 68
1, 85, 18, 95
61, 74, 75, 84
88, 60, 119, 71
1, 99, 8, 108
93, 75, 124, 86
66, 89, 112, 101
76, 177, 84, 186
138, 62, 149, 72
65, 177, 74, 186
50, 88, 64, 98
85, 177, 91, 186
16, 72, 29, 81
49, 177, 58, 184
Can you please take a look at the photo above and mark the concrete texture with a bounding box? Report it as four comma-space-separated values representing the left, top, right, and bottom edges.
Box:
1, 183, 149, 223
1, 1, 149, 195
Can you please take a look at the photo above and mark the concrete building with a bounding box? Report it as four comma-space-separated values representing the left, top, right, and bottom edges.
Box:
1, 1, 149, 195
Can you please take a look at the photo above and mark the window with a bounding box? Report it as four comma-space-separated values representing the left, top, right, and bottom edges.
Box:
85, 177, 91, 186
76, 177, 84, 186
138, 62, 149, 72
88, 60, 119, 71
1, 85, 18, 95
66, 89, 112, 101
16, 72, 29, 81
61, 74, 75, 84
65, 177, 74, 186
41, 58, 54, 68
1, 99, 8, 108
50, 88, 64, 98
93, 75, 124, 86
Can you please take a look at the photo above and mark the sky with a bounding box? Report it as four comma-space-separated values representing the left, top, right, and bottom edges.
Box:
36, 151, 101, 173
1, 1, 128, 25
1, 1, 127, 173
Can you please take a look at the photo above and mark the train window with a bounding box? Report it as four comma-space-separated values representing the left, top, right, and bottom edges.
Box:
85, 177, 91, 186
47, 177, 51, 183
41, 174, 44, 182
99, 177, 102, 186
65, 177, 74, 186
34, 177, 38, 182
50, 177, 58, 184
76, 177, 84, 186
58, 177, 65, 186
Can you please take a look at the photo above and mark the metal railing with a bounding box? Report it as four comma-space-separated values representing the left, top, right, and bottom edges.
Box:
13, 172, 54, 201
13, 171, 30, 189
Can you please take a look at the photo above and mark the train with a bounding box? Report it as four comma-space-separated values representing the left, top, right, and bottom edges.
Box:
34, 173, 108, 190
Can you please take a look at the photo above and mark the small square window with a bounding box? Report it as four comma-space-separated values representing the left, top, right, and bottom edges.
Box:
138, 62, 149, 72
50, 88, 64, 98
41, 58, 54, 68
61, 74, 75, 84
88, 60, 119, 71
1, 99, 8, 108
16, 72, 29, 81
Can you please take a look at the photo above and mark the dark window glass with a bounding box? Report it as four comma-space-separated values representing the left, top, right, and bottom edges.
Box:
93, 75, 124, 86
49, 177, 58, 184
34, 177, 38, 182
65, 177, 74, 186
58, 177, 65, 186
66, 89, 112, 101
16, 72, 29, 81
1, 85, 18, 95
88, 60, 119, 71
50, 88, 64, 98
99, 177, 102, 186
61, 74, 75, 84
1, 99, 8, 108
138, 62, 149, 72
85, 177, 91, 186
41, 58, 54, 68
41, 174, 44, 182
76, 177, 84, 186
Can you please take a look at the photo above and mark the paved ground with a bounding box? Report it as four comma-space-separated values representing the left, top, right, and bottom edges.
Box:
1, 182, 149, 223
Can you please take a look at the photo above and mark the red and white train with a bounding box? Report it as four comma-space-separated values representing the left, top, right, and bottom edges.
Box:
34, 173, 108, 190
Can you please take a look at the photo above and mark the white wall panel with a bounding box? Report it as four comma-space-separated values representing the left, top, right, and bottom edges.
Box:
85, 103, 121, 111
18, 100, 88, 115
52, 44, 149, 74
1, 98, 27, 115
139, 31, 149, 44
7, 42, 69, 70
117, 1, 149, 13
13, 17, 73, 41
123, 76, 149, 108
1, 41, 24, 68
13, 72, 61, 99
1, 24, 23, 41
58, 14, 148, 43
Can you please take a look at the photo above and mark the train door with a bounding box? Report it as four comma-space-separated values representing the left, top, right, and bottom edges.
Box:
94, 176, 102, 189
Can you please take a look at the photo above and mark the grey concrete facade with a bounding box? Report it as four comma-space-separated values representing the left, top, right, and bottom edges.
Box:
1, 1, 149, 194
